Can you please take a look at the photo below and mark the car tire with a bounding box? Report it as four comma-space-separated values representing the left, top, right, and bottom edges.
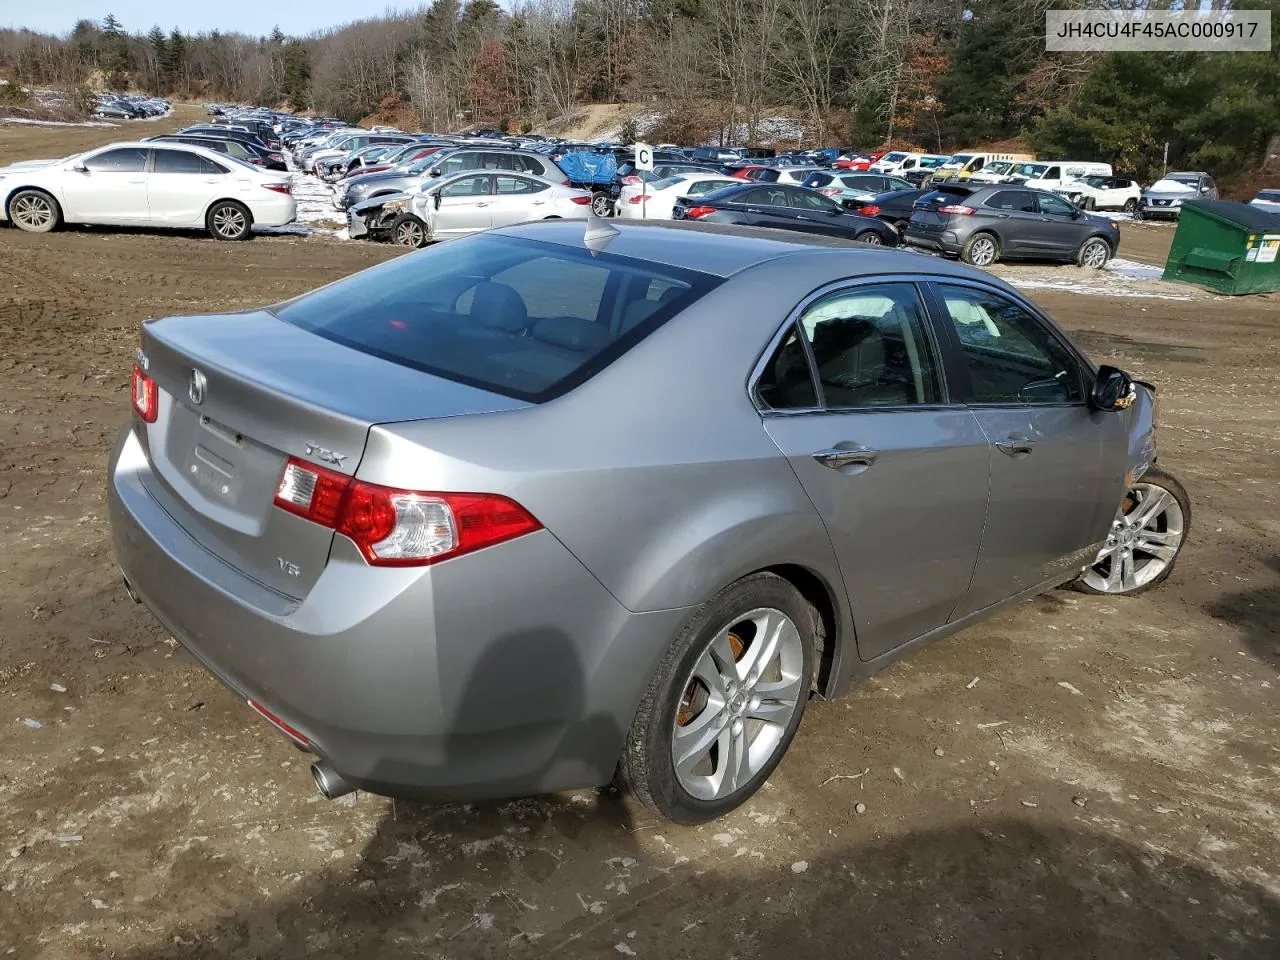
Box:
1077, 236, 1111, 269
1071, 467, 1190, 597
591, 193, 615, 217
893, 219, 908, 235
206, 200, 253, 241
960, 231, 1000, 267
1134, 208, 1146, 221
853, 230, 884, 245
1122, 198, 1138, 213
390, 214, 429, 248
1082, 197, 1096, 211
8, 189, 62, 234
617, 572, 816, 824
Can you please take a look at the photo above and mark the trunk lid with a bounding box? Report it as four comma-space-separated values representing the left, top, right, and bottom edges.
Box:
136, 310, 528, 598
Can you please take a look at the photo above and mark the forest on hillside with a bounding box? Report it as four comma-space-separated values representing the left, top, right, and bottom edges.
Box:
1, 0, 1277, 183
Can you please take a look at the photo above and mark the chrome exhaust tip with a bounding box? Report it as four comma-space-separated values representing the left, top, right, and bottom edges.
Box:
310, 761, 354, 800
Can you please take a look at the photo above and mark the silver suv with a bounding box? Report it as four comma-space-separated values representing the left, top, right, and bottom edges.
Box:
1139, 171, 1217, 220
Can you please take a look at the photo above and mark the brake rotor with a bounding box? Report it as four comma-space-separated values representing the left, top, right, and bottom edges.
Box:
677, 630, 747, 726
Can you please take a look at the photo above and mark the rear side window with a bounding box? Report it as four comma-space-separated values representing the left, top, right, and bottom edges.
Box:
987, 190, 1035, 212
273, 235, 721, 403
153, 149, 226, 174
494, 175, 546, 195
84, 147, 148, 173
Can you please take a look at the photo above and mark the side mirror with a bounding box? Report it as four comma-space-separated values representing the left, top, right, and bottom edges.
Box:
429, 168, 442, 178
1200, 185, 1212, 194
71, 163, 89, 173
1070, 207, 1082, 218
1091, 365, 1135, 411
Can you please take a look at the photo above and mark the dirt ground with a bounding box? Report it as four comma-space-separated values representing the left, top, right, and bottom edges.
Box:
1, 116, 1278, 960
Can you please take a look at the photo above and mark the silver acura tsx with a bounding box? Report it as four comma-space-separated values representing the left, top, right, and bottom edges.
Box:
108, 220, 1189, 823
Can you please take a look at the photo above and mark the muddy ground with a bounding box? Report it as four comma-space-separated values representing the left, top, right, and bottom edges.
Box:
1, 115, 1278, 960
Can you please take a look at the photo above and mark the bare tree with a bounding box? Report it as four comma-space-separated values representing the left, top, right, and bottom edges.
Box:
774, 0, 843, 143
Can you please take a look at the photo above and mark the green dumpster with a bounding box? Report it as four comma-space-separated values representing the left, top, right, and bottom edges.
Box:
1162, 199, 1280, 295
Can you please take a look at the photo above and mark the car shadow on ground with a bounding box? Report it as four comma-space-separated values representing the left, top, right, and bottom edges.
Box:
117, 810, 1280, 959
1204, 554, 1280, 673
111, 627, 1280, 959
1, 222, 303, 242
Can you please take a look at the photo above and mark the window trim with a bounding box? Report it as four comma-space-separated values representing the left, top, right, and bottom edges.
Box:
920, 278, 1095, 409
748, 276, 957, 416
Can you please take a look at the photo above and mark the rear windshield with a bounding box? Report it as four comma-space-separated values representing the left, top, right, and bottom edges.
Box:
803, 172, 834, 187
883, 152, 908, 162
273, 234, 721, 403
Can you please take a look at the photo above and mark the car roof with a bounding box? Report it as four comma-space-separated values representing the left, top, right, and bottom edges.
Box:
492, 219, 999, 282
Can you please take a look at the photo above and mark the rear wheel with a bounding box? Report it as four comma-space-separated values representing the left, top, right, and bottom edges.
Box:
618, 573, 815, 824
390, 214, 428, 248
8, 189, 61, 233
1072, 467, 1189, 596
1122, 198, 1138, 214
1082, 196, 1096, 211
960, 231, 1000, 267
207, 200, 252, 241
854, 230, 884, 245
591, 192, 615, 217
893, 219, 908, 235
1077, 236, 1111, 269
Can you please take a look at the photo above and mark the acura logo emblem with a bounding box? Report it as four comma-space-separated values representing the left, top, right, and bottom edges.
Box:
188, 368, 207, 405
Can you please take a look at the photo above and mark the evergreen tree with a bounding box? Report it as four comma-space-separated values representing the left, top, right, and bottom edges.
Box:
165, 28, 187, 95
281, 40, 311, 111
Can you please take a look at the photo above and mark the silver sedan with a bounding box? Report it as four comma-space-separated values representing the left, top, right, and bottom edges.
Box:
348, 171, 592, 246
108, 221, 1189, 823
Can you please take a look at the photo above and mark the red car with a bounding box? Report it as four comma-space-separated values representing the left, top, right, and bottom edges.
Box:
730, 164, 774, 180
834, 151, 885, 172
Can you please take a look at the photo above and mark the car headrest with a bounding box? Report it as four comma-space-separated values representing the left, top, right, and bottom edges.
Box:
533, 316, 613, 353
466, 282, 528, 331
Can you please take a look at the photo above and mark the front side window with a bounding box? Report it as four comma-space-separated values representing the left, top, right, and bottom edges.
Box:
936, 284, 1086, 405
84, 147, 149, 173
273, 235, 719, 403
1036, 193, 1076, 217
781, 283, 942, 409
787, 187, 837, 212
1044, 166, 1061, 179
440, 175, 491, 198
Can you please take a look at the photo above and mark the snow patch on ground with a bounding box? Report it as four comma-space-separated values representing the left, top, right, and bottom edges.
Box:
288, 171, 350, 239
0, 117, 118, 128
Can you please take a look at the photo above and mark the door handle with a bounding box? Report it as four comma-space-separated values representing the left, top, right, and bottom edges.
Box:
474, 201, 489, 207
994, 213, 1010, 218
812, 447, 878, 470
530, 200, 546, 205
1039, 217, 1053, 221
127, 178, 146, 184
995, 436, 1037, 457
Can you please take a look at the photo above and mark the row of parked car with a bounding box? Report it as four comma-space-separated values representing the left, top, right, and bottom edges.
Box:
92, 94, 170, 120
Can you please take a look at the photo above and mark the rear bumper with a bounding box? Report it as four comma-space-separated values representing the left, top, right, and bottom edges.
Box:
904, 228, 960, 254
248, 195, 297, 228
107, 426, 688, 801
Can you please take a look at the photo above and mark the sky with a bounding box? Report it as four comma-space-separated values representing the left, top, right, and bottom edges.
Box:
1, 1, 439, 39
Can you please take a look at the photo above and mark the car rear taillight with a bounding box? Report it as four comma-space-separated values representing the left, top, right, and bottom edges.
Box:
262, 182, 293, 195
860, 205, 881, 216
938, 204, 975, 215
818, 188, 841, 197
570, 195, 592, 205
273, 457, 541, 567
628, 194, 648, 203
622, 175, 641, 184
561, 179, 571, 186
131, 364, 157, 423
683, 205, 717, 219
250, 158, 264, 165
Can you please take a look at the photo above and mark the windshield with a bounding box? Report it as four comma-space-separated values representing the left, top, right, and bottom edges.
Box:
1081, 176, 1107, 187
883, 152, 908, 162
402, 152, 446, 174
919, 157, 946, 168
273, 235, 722, 403
648, 175, 690, 191
981, 162, 1012, 175
1169, 175, 1201, 187
1258, 189, 1280, 201
1011, 163, 1047, 178
948, 154, 974, 166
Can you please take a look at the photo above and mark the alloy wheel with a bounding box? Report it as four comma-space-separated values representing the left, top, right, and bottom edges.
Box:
212, 206, 247, 239
858, 232, 884, 245
1082, 482, 1186, 594
969, 236, 996, 266
1123, 199, 1137, 213
1081, 239, 1109, 268
12, 195, 53, 230
395, 220, 425, 247
670, 607, 805, 802
591, 194, 614, 217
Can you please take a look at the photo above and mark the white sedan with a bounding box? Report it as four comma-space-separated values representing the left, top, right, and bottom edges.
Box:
617, 173, 741, 220
0, 141, 297, 240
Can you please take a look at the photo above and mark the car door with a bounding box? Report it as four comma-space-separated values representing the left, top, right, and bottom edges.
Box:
927, 282, 1129, 618
489, 174, 551, 225
1031, 191, 1088, 258
147, 148, 232, 226
980, 189, 1040, 255
431, 173, 494, 236
59, 146, 151, 223
732, 186, 791, 228
783, 186, 850, 236
757, 281, 989, 659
